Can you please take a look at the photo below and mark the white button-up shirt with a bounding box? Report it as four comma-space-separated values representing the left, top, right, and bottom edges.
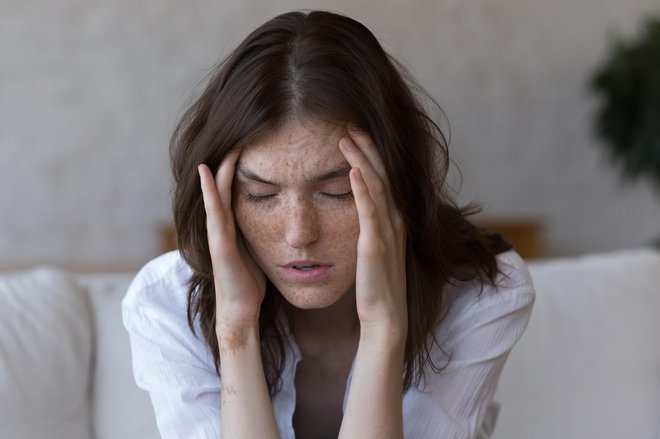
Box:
122, 249, 535, 439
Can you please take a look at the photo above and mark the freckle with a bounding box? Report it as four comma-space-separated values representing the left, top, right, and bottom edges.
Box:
220, 386, 237, 407
218, 328, 248, 355
223, 385, 237, 395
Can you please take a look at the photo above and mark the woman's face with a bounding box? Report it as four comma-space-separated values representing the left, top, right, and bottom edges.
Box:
233, 117, 359, 309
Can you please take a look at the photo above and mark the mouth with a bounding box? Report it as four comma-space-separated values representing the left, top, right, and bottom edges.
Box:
291, 264, 321, 270
282, 260, 329, 268
280, 261, 332, 283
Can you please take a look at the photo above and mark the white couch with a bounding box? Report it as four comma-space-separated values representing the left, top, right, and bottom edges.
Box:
1, 248, 659, 439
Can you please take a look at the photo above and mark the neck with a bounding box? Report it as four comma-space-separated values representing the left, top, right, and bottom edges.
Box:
283, 287, 359, 347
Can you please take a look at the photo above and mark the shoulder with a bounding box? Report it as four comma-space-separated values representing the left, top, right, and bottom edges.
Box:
439, 250, 536, 337
127, 250, 192, 293
489, 249, 536, 300
121, 251, 218, 391
403, 250, 536, 435
121, 250, 194, 323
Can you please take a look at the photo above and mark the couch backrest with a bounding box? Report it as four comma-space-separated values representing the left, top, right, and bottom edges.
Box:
0, 268, 95, 439
77, 272, 161, 439
494, 248, 660, 439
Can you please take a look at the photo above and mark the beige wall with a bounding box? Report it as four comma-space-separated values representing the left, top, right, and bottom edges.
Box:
2, 0, 659, 270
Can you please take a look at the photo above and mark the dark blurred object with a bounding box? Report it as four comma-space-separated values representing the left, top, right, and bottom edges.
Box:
474, 218, 545, 260
590, 16, 660, 189
160, 223, 178, 253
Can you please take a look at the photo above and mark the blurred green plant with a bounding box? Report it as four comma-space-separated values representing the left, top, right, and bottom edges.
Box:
590, 16, 660, 188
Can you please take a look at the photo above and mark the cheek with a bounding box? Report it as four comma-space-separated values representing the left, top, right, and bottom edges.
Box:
321, 203, 360, 255
233, 201, 281, 253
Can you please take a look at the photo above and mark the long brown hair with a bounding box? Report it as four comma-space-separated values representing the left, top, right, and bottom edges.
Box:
170, 10, 511, 394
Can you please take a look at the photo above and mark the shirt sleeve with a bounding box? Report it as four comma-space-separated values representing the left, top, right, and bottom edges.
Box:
121, 259, 222, 439
403, 251, 536, 439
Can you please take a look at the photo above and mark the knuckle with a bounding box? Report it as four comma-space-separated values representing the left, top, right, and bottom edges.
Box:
392, 214, 405, 232
210, 236, 235, 261
354, 154, 369, 169
371, 179, 386, 198
363, 137, 376, 151
362, 201, 378, 218
374, 237, 387, 254
360, 236, 387, 257
382, 227, 396, 244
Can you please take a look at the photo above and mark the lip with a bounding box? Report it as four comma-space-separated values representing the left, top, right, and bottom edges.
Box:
280, 260, 332, 283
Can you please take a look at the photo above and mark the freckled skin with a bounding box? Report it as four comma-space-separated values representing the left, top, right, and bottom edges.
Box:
218, 328, 248, 355
232, 117, 359, 310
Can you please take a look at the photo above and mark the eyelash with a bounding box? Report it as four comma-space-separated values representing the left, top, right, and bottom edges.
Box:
244, 194, 275, 203
244, 191, 354, 203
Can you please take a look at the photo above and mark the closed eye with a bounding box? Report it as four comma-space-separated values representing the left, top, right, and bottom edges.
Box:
244, 193, 276, 203
322, 191, 353, 200
244, 191, 354, 203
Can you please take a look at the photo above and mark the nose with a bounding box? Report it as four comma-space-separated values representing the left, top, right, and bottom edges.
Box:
284, 198, 320, 248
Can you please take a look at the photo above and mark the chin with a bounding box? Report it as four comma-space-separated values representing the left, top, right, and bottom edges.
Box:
277, 285, 348, 310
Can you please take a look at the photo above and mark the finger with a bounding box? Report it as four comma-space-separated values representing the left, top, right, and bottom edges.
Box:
199, 160, 236, 262
346, 125, 389, 186
344, 127, 404, 230
198, 163, 225, 227
215, 148, 242, 216
349, 167, 381, 244
339, 136, 396, 235
339, 136, 388, 205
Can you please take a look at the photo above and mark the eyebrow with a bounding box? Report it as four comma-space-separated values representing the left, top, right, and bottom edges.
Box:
237, 164, 352, 185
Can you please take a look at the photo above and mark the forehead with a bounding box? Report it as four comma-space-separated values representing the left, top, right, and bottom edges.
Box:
238, 118, 348, 172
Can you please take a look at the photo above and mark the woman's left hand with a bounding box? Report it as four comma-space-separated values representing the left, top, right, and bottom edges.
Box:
339, 126, 408, 338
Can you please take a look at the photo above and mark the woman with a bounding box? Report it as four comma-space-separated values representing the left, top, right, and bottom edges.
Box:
123, 10, 535, 439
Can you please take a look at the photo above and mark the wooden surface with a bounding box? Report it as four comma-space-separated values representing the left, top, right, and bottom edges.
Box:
160, 223, 178, 253
472, 217, 545, 260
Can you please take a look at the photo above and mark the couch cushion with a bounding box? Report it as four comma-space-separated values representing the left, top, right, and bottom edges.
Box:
0, 267, 93, 439
77, 272, 160, 439
494, 248, 660, 439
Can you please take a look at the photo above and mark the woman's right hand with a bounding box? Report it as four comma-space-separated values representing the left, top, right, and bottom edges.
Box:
198, 149, 266, 332
200, 151, 279, 439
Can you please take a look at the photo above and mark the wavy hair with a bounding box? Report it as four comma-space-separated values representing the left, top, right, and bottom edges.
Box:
170, 10, 511, 394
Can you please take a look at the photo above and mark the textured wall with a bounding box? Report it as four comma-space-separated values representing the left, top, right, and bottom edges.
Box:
2, 0, 659, 270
